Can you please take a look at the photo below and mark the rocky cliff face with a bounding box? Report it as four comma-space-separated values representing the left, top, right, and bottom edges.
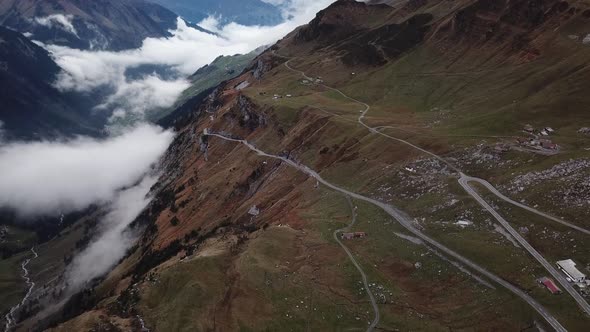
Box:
17, 1, 590, 331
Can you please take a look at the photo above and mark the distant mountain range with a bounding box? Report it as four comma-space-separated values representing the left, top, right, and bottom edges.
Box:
0, 0, 182, 50
0, 0, 226, 139
153, 0, 284, 26
0, 26, 102, 139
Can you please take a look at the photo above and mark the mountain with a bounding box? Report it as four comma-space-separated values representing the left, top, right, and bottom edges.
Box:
0, 26, 101, 139
5, 0, 590, 331
0, 0, 182, 50
155, 48, 264, 126
153, 0, 283, 26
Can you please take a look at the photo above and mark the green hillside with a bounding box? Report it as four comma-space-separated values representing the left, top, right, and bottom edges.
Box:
149, 49, 262, 122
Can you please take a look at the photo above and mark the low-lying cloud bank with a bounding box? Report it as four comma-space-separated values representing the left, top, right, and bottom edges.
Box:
42, 0, 337, 121
0, 125, 171, 293
66, 175, 157, 291
97, 74, 191, 116
0, 125, 173, 218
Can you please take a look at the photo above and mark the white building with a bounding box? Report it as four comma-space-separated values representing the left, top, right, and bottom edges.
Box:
556, 259, 587, 283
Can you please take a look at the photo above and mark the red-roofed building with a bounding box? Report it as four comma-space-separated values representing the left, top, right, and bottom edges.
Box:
539, 277, 561, 294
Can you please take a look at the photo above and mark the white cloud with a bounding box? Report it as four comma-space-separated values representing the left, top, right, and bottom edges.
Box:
198, 15, 222, 32
0, 125, 174, 218
263, 0, 338, 19
66, 174, 157, 291
34, 14, 79, 37
97, 75, 190, 117
41, 0, 337, 121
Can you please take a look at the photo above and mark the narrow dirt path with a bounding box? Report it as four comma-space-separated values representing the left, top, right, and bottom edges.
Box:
332, 196, 379, 331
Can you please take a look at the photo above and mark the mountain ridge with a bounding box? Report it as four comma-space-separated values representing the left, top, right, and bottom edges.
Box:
0, 25, 102, 139
0, 0, 183, 50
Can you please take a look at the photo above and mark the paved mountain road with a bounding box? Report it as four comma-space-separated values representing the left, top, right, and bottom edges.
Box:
459, 174, 590, 316
464, 176, 590, 236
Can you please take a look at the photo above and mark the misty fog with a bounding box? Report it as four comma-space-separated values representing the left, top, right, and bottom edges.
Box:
0, 125, 173, 218
66, 175, 158, 292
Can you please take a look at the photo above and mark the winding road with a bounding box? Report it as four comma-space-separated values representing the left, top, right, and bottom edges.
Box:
333, 196, 379, 331
286, 59, 460, 174
285, 58, 590, 236
285, 58, 590, 317
4, 247, 38, 332
205, 131, 567, 332
208, 56, 590, 330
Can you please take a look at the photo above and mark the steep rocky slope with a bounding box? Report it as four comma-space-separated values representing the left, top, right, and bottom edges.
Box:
0, 0, 184, 50
154, 48, 264, 126
9, 0, 590, 331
